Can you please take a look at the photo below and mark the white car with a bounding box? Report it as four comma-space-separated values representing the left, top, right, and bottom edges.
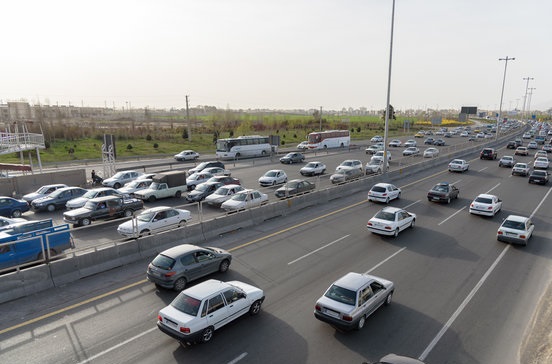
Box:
202, 167, 231, 176
157, 279, 265, 344
102, 170, 144, 189
117, 179, 153, 195
533, 157, 549, 170
388, 139, 402, 147
300, 161, 326, 176
117, 206, 191, 238
221, 189, 268, 212
370, 135, 383, 143
402, 147, 420, 156
460, 131, 469, 137
336, 159, 363, 173
469, 194, 502, 216
314, 272, 394, 331
367, 183, 401, 203
512, 163, 530, 176
527, 141, 538, 149
448, 159, 469, 172
367, 206, 416, 237
187, 172, 214, 190
258, 170, 288, 187
371, 150, 392, 163
423, 147, 439, 158
534, 150, 548, 159
297, 141, 309, 150
497, 215, 535, 246
365, 143, 384, 154
404, 139, 417, 147
174, 150, 200, 161
22, 184, 68, 204
66, 187, 122, 209
204, 184, 245, 207
365, 160, 389, 175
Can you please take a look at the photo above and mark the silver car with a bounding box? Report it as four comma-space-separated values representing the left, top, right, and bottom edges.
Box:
315, 272, 394, 331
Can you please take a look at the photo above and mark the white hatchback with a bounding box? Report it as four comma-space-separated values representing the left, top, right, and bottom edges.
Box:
469, 194, 502, 216
367, 183, 401, 203
533, 157, 549, 170
157, 279, 265, 344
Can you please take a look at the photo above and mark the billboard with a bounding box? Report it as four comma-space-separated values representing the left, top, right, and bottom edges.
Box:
460, 106, 478, 115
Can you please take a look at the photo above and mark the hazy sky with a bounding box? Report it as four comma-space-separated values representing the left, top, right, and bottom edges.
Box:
1, 0, 550, 112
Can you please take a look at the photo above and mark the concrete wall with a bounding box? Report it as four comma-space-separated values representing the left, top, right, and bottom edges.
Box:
0, 169, 87, 197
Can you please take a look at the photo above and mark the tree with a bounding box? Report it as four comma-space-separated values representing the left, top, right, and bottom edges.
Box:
381, 104, 397, 120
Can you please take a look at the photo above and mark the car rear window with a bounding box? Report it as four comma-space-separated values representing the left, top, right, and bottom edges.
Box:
324, 284, 356, 306
151, 254, 175, 270
502, 220, 525, 230
371, 186, 386, 193
374, 210, 395, 221
474, 197, 492, 204
171, 293, 202, 316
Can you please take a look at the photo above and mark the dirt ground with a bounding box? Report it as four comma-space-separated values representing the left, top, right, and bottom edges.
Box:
522, 281, 552, 363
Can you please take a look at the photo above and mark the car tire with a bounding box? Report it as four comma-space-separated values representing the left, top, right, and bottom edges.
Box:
410, 219, 415, 228
201, 327, 214, 343
175, 191, 182, 198
384, 291, 393, 306
385, 197, 390, 204
11, 209, 22, 218
219, 259, 230, 273
249, 300, 263, 315
393, 228, 399, 238
356, 315, 366, 330
80, 218, 91, 226
114, 183, 122, 189
178, 220, 187, 227
47, 204, 56, 212
173, 277, 187, 291
148, 195, 156, 203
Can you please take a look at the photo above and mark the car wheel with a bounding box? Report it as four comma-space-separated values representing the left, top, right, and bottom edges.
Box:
139, 229, 150, 236
47, 204, 56, 212
201, 327, 214, 343
175, 191, 182, 198
114, 183, 121, 189
385, 197, 390, 204
80, 218, 91, 226
173, 277, 187, 291
11, 209, 22, 218
397, 192, 401, 199
123, 209, 133, 218
148, 195, 156, 203
393, 228, 399, 237
261, 150, 267, 156
356, 315, 366, 330
384, 291, 393, 306
219, 259, 230, 273
178, 220, 187, 227
249, 299, 263, 315
272, 180, 276, 186
410, 219, 415, 228
235, 153, 241, 158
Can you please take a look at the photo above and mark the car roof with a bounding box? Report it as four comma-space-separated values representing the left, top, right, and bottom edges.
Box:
475, 193, 496, 199
333, 272, 376, 291
380, 206, 403, 213
183, 279, 231, 299
373, 183, 394, 188
503, 215, 529, 223
141, 206, 173, 213
218, 184, 241, 189
88, 195, 123, 202
161, 243, 203, 258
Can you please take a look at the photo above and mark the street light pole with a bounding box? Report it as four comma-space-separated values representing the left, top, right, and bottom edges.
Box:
496, 56, 515, 140
382, 0, 396, 174
521, 77, 533, 122
527, 87, 536, 121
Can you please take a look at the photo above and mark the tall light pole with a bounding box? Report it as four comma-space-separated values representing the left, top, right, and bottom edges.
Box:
527, 87, 536, 121
382, 0, 396, 174
521, 77, 533, 122
496, 56, 515, 140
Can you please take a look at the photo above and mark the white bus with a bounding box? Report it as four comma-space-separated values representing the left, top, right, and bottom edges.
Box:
307, 130, 350, 149
216, 135, 274, 160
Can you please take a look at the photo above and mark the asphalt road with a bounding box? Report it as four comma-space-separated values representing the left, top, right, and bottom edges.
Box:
1, 139, 551, 364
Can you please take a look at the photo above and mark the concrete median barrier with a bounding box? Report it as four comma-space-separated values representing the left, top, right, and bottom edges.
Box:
0, 265, 54, 303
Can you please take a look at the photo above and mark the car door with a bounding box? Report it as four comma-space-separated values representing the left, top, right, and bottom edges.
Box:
179, 253, 203, 281
195, 250, 219, 276
204, 293, 230, 329
149, 210, 169, 233
397, 211, 412, 231
222, 287, 249, 322
251, 191, 262, 207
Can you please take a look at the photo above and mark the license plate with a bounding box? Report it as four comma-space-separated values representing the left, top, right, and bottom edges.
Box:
324, 309, 340, 318
432, 197, 440, 201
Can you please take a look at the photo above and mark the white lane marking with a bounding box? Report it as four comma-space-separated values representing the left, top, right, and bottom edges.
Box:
403, 200, 421, 209
486, 183, 501, 194
419, 184, 552, 361
438, 206, 467, 226
228, 352, 248, 364
419, 244, 511, 361
288, 235, 350, 265
450, 179, 462, 185
478, 167, 488, 172
77, 327, 157, 364
365, 247, 407, 274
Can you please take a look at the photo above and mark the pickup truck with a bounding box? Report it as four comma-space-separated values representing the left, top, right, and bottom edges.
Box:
133, 170, 187, 202
62, 195, 144, 226
0, 221, 73, 271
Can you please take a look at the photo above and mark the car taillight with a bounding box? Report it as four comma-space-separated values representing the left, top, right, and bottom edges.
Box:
384, 226, 392, 230
519, 235, 526, 239
164, 271, 176, 278
158, 315, 163, 322
343, 315, 353, 322
488, 206, 492, 210
382, 193, 388, 196
497, 231, 503, 235
180, 327, 191, 333
315, 305, 321, 311
367, 222, 373, 226
470, 203, 474, 208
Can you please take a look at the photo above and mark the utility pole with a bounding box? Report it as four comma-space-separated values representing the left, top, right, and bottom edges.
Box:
319, 106, 322, 131
521, 77, 533, 122
186, 95, 191, 141
527, 87, 536, 121
496, 56, 515, 140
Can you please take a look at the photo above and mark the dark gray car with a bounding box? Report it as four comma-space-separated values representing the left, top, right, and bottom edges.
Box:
146, 244, 232, 291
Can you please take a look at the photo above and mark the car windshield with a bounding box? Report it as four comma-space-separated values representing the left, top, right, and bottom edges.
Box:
324, 284, 356, 306
285, 153, 294, 158
215, 187, 230, 195
82, 201, 98, 210
36, 186, 53, 194
374, 210, 396, 221
288, 181, 300, 188
305, 163, 316, 168
171, 293, 202, 317
341, 162, 353, 167
474, 197, 492, 204
502, 220, 526, 230
82, 190, 99, 198
111, 172, 125, 179
195, 162, 209, 170
151, 253, 175, 270
195, 184, 209, 192
232, 193, 248, 201
137, 210, 156, 222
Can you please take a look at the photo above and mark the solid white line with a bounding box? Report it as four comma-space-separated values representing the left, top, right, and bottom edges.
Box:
438, 206, 467, 226
486, 183, 501, 194
365, 247, 407, 274
478, 167, 488, 172
418, 245, 511, 361
450, 179, 462, 185
77, 327, 157, 364
228, 352, 248, 364
288, 234, 350, 265
403, 200, 421, 209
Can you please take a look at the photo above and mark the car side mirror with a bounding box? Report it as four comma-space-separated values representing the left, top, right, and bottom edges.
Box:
239, 293, 246, 299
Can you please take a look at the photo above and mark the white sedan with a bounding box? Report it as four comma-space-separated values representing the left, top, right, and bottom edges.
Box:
300, 161, 326, 176
367, 183, 401, 203
388, 139, 402, 147
204, 184, 245, 207
497, 215, 535, 246
402, 147, 420, 156
469, 194, 502, 216
404, 139, 417, 147
174, 150, 200, 161
221, 189, 268, 212
533, 157, 549, 170
448, 159, 469, 172
258, 170, 288, 187
423, 147, 439, 158
117, 206, 191, 238
367, 206, 416, 237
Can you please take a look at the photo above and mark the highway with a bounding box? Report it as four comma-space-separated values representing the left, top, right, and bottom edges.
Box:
1, 135, 551, 364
